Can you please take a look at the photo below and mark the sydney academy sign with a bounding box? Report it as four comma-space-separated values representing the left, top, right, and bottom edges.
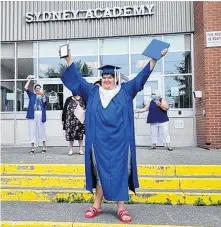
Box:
25, 4, 154, 23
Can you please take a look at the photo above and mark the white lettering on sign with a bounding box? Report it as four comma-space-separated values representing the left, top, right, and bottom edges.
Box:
206, 31, 221, 47
25, 4, 154, 23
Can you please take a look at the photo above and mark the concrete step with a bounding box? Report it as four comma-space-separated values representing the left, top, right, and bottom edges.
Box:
1, 188, 221, 205
1, 202, 221, 226
1, 164, 221, 176
1, 175, 221, 190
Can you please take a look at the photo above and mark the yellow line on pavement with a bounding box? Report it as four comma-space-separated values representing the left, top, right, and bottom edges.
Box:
0, 221, 205, 227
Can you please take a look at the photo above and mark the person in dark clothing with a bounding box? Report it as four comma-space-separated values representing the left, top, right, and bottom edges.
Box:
135, 89, 173, 151
62, 94, 86, 155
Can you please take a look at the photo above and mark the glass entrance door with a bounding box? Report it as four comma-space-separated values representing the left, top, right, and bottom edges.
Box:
39, 80, 66, 146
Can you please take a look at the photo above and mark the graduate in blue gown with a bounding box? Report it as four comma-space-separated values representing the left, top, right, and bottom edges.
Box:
61, 49, 168, 223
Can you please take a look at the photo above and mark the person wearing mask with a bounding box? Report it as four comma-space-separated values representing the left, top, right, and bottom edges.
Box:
62, 94, 85, 155
135, 89, 173, 151
61, 49, 168, 223
24, 76, 48, 154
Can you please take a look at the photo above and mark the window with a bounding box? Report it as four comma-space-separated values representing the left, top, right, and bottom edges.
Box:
1, 82, 15, 112
1, 43, 15, 80
17, 42, 37, 79
131, 36, 162, 74
164, 75, 192, 108
164, 51, 191, 74
39, 41, 67, 78
42, 84, 64, 110
0, 34, 193, 114
136, 81, 158, 109
72, 56, 98, 77
100, 38, 129, 76
16, 81, 35, 111
100, 55, 129, 76
164, 34, 191, 74
100, 38, 128, 54
69, 40, 98, 77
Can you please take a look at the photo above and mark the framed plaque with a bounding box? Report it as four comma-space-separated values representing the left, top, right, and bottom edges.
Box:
59, 44, 69, 58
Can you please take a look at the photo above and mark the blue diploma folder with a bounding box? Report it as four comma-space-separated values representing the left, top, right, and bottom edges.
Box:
142, 39, 170, 60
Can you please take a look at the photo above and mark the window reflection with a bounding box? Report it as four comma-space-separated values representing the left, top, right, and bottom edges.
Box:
1, 81, 14, 112
1, 43, 15, 80
43, 84, 63, 110
132, 54, 162, 73
39, 58, 64, 78
164, 76, 192, 108
131, 36, 162, 75
136, 81, 158, 108
17, 43, 37, 79
131, 36, 162, 54
164, 34, 191, 51
39, 41, 66, 79
100, 38, 129, 54
69, 40, 97, 56
72, 56, 98, 77
164, 51, 191, 74
16, 81, 35, 111
100, 55, 129, 76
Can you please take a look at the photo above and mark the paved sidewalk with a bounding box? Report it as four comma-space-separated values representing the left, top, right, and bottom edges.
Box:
1, 146, 221, 164
2, 202, 221, 226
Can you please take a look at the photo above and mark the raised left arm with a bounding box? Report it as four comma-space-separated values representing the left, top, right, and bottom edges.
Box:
124, 49, 168, 99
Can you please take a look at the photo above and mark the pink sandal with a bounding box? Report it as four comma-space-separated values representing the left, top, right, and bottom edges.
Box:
117, 210, 132, 223
85, 206, 102, 219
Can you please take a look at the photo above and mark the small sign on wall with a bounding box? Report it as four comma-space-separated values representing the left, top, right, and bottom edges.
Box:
206, 31, 221, 47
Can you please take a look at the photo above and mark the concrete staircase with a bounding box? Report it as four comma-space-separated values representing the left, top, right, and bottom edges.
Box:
1, 164, 221, 206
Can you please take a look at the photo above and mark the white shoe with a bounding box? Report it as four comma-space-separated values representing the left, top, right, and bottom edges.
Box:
68, 150, 74, 155
79, 150, 84, 155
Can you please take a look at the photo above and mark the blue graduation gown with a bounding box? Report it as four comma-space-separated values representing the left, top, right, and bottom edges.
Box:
61, 62, 152, 201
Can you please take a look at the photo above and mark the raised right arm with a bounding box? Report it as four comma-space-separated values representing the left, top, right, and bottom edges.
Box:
24, 79, 31, 90
24, 78, 34, 98
61, 54, 94, 102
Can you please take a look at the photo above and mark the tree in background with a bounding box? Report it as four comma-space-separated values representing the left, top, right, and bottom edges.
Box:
165, 52, 192, 108
44, 61, 93, 78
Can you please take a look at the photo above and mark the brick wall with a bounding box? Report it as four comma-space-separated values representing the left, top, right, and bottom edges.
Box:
193, 2, 221, 148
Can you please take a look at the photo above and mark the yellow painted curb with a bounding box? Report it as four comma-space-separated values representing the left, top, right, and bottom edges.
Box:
0, 164, 85, 175
1, 189, 221, 205
175, 165, 221, 176
0, 221, 206, 227
1, 176, 221, 190
1, 164, 221, 176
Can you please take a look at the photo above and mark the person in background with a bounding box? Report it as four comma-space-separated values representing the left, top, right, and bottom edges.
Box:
24, 76, 48, 154
62, 94, 85, 155
94, 79, 102, 86
135, 89, 173, 151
